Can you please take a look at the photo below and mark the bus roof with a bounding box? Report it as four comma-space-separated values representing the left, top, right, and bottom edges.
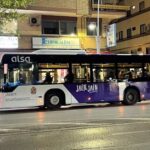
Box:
1, 53, 150, 64
0, 49, 86, 63
32, 49, 86, 55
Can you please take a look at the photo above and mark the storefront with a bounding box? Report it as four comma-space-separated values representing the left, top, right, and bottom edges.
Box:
32, 37, 81, 49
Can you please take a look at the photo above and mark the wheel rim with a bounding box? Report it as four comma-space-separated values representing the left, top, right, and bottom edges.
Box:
50, 95, 60, 105
127, 93, 134, 101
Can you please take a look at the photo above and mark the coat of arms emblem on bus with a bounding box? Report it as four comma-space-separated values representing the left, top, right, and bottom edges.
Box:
31, 87, 36, 94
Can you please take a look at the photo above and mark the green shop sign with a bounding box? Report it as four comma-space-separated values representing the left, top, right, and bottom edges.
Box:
32, 37, 81, 49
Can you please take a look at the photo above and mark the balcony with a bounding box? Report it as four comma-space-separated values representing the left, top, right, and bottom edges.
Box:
92, 4, 130, 11
91, 1, 130, 19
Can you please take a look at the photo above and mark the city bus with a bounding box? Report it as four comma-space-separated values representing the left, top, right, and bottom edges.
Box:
0, 50, 150, 110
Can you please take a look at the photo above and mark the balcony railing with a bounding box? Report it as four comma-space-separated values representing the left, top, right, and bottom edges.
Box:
91, 0, 130, 11
92, 4, 130, 11
92, 0, 117, 4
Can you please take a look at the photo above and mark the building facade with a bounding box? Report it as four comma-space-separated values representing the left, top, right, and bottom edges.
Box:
110, 0, 150, 54
0, 0, 129, 53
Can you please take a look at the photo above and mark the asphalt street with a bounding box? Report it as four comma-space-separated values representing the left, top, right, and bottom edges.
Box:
0, 102, 150, 150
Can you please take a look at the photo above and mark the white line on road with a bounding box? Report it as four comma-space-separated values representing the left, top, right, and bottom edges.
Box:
0, 117, 150, 131
0, 128, 20, 132
0, 119, 149, 128
114, 117, 150, 121
113, 129, 150, 136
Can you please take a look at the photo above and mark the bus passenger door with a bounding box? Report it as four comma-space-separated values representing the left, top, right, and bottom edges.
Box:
92, 63, 119, 102
103, 80, 119, 102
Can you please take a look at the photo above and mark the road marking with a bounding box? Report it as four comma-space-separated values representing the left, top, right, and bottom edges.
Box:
114, 117, 150, 120
113, 129, 150, 136
0, 120, 150, 135
0, 128, 20, 133
0, 122, 111, 128
0, 117, 150, 130
0, 119, 149, 128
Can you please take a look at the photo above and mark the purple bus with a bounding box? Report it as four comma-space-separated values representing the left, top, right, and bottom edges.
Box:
0, 50, 150, 110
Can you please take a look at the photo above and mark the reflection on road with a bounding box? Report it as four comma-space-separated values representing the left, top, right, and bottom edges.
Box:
0, 102, 150, 150
36, 112, 45, 123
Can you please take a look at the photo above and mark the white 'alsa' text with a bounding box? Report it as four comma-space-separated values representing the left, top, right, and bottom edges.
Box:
11, 56, 31, 63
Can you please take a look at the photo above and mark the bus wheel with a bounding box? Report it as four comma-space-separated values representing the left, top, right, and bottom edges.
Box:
123, 88, 139, 105
45, 92, 62, 109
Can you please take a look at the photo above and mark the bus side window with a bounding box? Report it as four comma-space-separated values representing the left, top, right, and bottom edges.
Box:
118, 70, 125, 80
19, 73, 26, 84
103, 69, 116, 81
64, 70, 74, 83
93, 68, 102, 82
43, 72, 53, 84
72, 63, 90, 83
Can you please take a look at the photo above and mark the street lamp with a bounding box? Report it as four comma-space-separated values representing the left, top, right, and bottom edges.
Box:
131, 5, 136, 9
96, 0, 100, 54
88, 22, 96, 31
96, 0, 102, 54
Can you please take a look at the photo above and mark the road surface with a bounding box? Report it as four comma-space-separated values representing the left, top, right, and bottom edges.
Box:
0, 102, 150, 150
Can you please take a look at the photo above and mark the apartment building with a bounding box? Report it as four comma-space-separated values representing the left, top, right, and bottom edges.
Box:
110, 0, 150, 54
0, 0, 129, 53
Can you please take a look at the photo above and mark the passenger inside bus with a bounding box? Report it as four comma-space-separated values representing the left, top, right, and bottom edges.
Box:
106, 71, 116, 80
43, 72, 53, 84
64, 70, 74, 83
126, 71, 133, 80
118, 70, 125, 80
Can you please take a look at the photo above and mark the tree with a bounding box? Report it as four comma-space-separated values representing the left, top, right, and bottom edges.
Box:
0, 0, 33, 23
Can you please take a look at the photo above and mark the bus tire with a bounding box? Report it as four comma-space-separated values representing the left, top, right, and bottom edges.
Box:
123, 88, 139, 105
45, 91, 63, 109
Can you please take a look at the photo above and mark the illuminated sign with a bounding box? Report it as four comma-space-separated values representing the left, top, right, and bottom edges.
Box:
0, 36, 18, 48
32, 37, 81, 49
106, 24, 116, 48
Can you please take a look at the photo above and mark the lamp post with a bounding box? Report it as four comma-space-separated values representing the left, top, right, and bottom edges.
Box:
96, 0, 102, 54
96, 0, 100, 54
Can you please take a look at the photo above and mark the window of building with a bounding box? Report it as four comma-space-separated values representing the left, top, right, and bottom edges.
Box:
127, 10, 131, 17
118, 31, 123, 40
42, 21, 59, 34
132, 27, 136, 31
140, 24, 146, 34
127, 28, 132, 38
60, 22, 76, 35
117, 0, 124, 2
139, 1, 145, 11
92, 0, 99, 4
131, 50, 137, 54
42, 17, 77, 35
146, 48, 150, 54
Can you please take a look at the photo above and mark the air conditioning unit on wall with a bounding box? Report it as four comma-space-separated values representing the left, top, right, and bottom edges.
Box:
29, 16, 41, 26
